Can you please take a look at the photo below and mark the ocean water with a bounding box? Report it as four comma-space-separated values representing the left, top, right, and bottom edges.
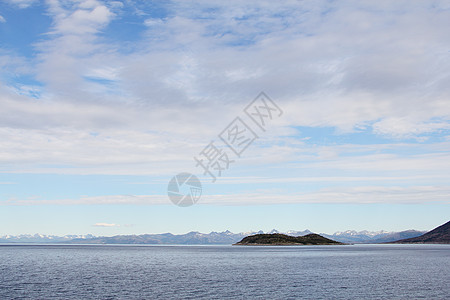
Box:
0, 244, 449, 299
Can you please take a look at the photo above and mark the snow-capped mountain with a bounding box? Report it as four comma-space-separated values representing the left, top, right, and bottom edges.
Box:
333, 230, 391, 237
0, 234, 95, 243
286, 229, 313, 236
0, 229, 425, 244
321, 230, 425, 243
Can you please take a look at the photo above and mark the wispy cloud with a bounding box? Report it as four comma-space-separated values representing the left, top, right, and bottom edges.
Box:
93, 223, 120, 227
5, 0, 36, 9
4, 185, 450, 206
1, 0, 450, 208
2, 0, 449, 138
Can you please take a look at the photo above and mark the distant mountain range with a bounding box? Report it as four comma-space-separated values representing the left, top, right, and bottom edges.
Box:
0, 228, 426, 244
321, 230, 426, 244
391, 220, 450, 244
68, 230, 248, 245
0, 234, 95, 243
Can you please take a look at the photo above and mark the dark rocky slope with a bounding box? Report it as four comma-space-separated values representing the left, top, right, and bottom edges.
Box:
391, 220, 450, 244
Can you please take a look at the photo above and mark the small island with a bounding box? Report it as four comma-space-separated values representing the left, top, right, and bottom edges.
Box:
234, 233, 345, 246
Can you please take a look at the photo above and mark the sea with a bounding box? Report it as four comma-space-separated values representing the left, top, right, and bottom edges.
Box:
0, 244, 449, 299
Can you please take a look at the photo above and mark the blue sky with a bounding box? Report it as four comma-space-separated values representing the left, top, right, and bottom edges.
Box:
0, 0, 449, 236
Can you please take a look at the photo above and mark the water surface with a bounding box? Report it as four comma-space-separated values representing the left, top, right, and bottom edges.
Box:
1, 244, 449, 299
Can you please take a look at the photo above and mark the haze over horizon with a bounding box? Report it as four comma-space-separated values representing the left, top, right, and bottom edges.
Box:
1, 0, 449, 236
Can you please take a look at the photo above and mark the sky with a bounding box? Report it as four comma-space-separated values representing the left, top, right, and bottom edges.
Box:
0, 0, 449, 236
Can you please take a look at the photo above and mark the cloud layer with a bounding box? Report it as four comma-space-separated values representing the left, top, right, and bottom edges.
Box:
1, 0, 450, 205
4, 185, 450, 206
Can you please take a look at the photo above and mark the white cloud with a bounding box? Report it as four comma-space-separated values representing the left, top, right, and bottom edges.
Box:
93, 223, 120, 227
55, 5, 113, 35
6, 0, 36, 9
214, 175, 448, 185
108, 1, 123, 9
33, 0, 116, 97
4, 185, 450, 206
0, 15, 6, 23
1, 0, 450, 177
373, 118, 450, 139
202, 186, 450, 205
144, 18, 163, 27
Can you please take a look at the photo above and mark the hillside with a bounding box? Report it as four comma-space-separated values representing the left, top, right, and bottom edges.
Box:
391, 220, 450, 244
234, 233, 344, 245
